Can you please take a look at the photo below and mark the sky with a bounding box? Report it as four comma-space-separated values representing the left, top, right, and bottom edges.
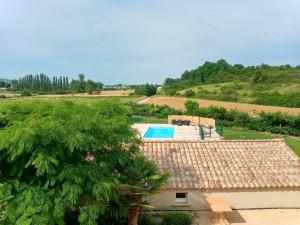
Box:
0, 0, 300, 84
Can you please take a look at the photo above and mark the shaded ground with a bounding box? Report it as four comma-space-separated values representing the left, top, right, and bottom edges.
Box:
144, 96, 300, 115
194, 209, 300, 225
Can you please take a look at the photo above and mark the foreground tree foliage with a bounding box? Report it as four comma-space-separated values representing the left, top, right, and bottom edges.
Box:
120, 156, 169, 225
0, 100, 150, 224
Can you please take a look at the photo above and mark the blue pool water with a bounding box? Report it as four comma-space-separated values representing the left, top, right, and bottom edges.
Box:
143, 127, 174, 139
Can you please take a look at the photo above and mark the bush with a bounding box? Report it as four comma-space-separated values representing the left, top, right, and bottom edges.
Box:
220, 86, 238, 101
165, 89, 177, 96
252, 92, 300, 108
20, 90, 31, 96
184, 90, 195, 98
127, 102, 182, 119
0, 113, 8, 128
138, 214, 159, 225
161, 212, 193, 225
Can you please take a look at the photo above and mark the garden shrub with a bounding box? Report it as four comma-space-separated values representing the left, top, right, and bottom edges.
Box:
138, 214, 159, 225
161, 212, 193, 225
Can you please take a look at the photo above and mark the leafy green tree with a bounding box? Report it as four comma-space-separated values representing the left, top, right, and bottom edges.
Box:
70, 80, 80, 93
86, 80, 104, 95
86, 79, 96, 94
135, 84, 157, 97
119, 156, 169, 225
184, 100, 199, 116
78, 74, 86, 93
0, 100, 140, 225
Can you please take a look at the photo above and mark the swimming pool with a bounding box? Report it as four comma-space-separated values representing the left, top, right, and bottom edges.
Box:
143, 126, 174, 139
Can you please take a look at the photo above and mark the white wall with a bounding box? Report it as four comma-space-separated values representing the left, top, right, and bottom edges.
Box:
147, 190, 300, 210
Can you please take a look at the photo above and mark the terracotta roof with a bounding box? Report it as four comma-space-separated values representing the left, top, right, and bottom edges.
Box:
141, 139, 300, 191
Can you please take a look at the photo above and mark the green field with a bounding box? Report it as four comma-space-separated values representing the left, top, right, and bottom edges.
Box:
0, 95, 142, 105
223, 127, 300, 156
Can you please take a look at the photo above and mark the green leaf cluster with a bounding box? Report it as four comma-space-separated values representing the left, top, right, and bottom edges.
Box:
0, 100, 141, 225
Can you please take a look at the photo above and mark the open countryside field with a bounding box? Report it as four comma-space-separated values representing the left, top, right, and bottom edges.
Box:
0, 95, 141, 106
143, 96, 300, 115
0, 90, 134, 98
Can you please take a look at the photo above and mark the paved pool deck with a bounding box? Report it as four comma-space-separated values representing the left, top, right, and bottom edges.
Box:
132, 123, 220, 141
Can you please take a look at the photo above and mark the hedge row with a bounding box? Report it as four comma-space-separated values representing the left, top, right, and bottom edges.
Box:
126, 102, 182, 119
138, 212, 192, 225
185, 100, 300, 136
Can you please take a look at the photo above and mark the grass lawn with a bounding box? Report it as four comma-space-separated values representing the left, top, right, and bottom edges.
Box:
223, 127, 300, 157
129, 116, 168, 124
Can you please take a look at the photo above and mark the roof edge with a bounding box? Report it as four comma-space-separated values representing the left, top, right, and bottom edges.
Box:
142, 139, 285, 143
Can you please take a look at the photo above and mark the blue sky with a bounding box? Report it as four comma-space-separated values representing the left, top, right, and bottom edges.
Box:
0, 0, 300, 84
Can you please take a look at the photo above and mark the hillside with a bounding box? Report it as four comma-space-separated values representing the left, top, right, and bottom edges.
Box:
163, 60, 300, 107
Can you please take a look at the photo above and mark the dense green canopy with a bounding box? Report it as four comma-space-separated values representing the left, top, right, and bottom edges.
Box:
0, 100, 142, 224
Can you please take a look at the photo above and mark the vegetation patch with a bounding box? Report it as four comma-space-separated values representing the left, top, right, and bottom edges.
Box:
163, 60, 300, 108
161, 212, 193, 225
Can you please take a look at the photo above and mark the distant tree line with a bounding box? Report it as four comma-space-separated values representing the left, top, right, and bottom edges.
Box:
0, 81, 10, 88
164, 59, 300, 89
10, 73, 103, 94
